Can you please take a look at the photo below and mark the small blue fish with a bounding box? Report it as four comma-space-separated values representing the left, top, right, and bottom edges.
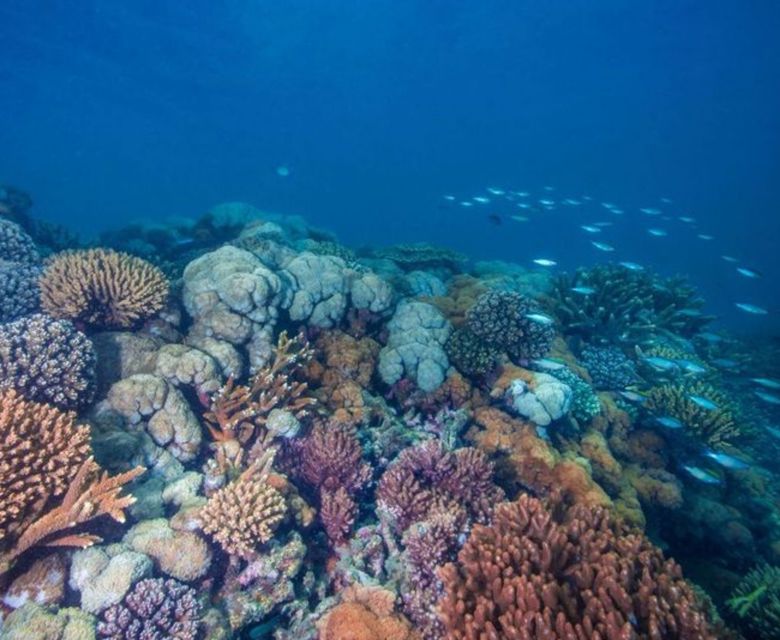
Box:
688, 395, 718, 411
766, 426, 780, 440
736, 267, 762, 279
640, 207, 662, 216
619, 261, 644, 271
752, 378, 780, 390
676, 360, 707, 374
591, 241, 615, 252
679, 216, 696, 223
487, 187, 505, 195
473, 196, 491, 204
539, 199, 555, 206
648, 228, 668, 237
525, 313, 556, 326
755, 391, 780, 405
642, 356, 678, 371
619, 391, 646, 404
533, 258, 557, 267
698, 332, 723, 343
736, 303, 768, 315
682, 465, 722, 485
721, 255, 738, 263
459, 201, 473, 207
581, 225, 601, 233
531, 357, 567, 371
703, 450, 749, 470
563, 198, 581, 206
712, 358, 738, 368
443, 194, 456, 201
656, 416, 684, 429
610, 208, 624, 215
601, 202, 616, 209
571, 286, 596, 295
698, 234, 714, 240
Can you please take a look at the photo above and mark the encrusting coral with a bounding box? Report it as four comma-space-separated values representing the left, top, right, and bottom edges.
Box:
439, 493, 718, 639
0, 313, 96, 409
199, 449, 287, 560
39, 248, 169, 329
0, 389, 143, 578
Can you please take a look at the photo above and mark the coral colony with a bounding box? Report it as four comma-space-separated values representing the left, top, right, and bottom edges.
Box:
2, 187, 780, 640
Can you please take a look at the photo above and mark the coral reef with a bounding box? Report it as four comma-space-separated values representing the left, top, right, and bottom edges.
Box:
96, 577, 201, 639
0, 218, 40, 265
0, 313, 96, 409
372, 243, 467, 272
0, 260, 40, 322
727, 564, 780, 639
439, 493, 717, 639
39, 249, 169, 330
444, 327, 501, 376
580, 344, 638, 389
319, 585, 419, 640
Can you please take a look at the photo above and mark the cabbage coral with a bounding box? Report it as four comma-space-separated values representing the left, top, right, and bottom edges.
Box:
39, 248, 169, 329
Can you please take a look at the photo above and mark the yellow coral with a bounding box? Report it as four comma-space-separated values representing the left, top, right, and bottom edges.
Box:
199, 451, 287, 559
39, 248, 169, 329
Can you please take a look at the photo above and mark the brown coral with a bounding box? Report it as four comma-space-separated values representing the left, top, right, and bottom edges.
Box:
0, 389, 142, 577
199, 450, 287, 560
39, 248, 169, 329
319, 585, 419, 640
439, 494, 717, 640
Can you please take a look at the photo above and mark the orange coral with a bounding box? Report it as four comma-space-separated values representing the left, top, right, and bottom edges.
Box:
0, 389, 142, 577
319, 585, 419, 640
39, 248, 169, 329
422, 275, 487, 327
467, 407, 611, 509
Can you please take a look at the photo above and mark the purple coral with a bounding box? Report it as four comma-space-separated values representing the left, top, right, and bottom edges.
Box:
97, 578, 201, 640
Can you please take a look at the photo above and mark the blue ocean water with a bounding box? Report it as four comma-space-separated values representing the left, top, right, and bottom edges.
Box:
1, 1, 778, 329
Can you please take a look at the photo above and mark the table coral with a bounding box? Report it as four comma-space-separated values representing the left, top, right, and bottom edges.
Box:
39, 248, 169, 330
439, 493, 718, 639
0, 313, 96, 409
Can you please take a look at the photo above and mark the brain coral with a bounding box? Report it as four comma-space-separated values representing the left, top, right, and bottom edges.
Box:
466, 290, 554, 361
0, 313, 96, 408
0, 259, 41, 322
0, 218, 40, 265
39, 248, 169, 329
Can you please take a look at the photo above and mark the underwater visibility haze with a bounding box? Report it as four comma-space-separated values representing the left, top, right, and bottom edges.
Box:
1, 1, 780, 638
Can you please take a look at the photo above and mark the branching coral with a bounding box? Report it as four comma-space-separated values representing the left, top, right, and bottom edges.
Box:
0, 313, 96, 409
199, 449, 287, 560
445, 327, 501, 376
466, 290, 554, 361
439, 493, 717, 639
39, 248, 169, 329
645, 381, 741, 446
549, 264, 711, 345
727, 564, 780, 639
97, 577, 201, 640
0, 389, 143, 576
203, 331, 317, 470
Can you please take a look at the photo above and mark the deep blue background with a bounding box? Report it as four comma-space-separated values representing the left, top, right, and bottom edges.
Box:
1, 1, 778, 329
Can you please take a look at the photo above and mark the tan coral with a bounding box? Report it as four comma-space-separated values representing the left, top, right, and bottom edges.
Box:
199, 450, 287, 560
318, 585, 419, 640
422, 274, 487, 327
39, 248, 169, 329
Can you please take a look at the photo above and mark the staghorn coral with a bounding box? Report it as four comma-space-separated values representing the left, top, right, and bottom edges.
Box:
645, 381, 741, 446
549, 264, 712, 345
97, 577, 201, 640
203, 330, 317, 472
199, 450, 287, 560
40, 248, 169, 329
0, 313, 96, 409
727, 564, 780, 639
0, 259, 41, 322
0, 218, 40, 265
466, 290, 554, 361
0, 390, 90, 557
439, 493, 717, 639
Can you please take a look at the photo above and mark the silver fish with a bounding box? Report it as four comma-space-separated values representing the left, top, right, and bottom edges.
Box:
473, 196, 490, 204
656, 416, 684, 429
735, 303, 768, 315
487, 187, 505, 195
443, 195, 456, 201
459, 201, 473, 207
752, 378, 780, 390
679, 216, 696, 223
533, 258, 557, 267
571, 286, 596, 295
688, 395, 718, 411
703, 450, 749, 470
648, 228, 668, 237
736, 267, 762, 279
619, 391, 646, 404
619, 261, 644, 271
721, 255, 739, 263
581, 225, 601, 233
531, 358, 567, 371
525, 313, 556, 326
642, 356, 678, 371
640, 207, 662, 215
755, 391, 780, 405
698, 234, 714, 240
676, 360, 707, 374
591, 241, 615, 252
682, 465, 721, 485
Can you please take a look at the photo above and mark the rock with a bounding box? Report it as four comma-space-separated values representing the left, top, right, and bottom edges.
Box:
124, 519, 212, 582
161, 471, 204, 508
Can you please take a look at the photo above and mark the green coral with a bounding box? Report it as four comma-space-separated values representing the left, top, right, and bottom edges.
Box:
373, 243, 467, 271
549, 264, 712, 345
645, 381, 741, 446
549, 367, 601, 424
727, 565, 780, 639
445, 327, 501, 376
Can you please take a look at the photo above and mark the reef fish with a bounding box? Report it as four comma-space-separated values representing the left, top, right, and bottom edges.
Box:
640, 207, 662, 216
619, 261, 644, 271
682, 465, 722, 485
703, 450, 749, 470
698, 234, 714, 240
736, 267, 762, 279
676, 360, 707, 374
533, 258, 557, 267
525, 313, 556, 326
755, 391, 780, 405
656, 416, 684, 429
580, 225, 601, 233
619, 390, 646, 404
642, 356, 678, 371
648, 228, 668, 237
735, 303, 768, 315
473, 196, 491, 204
487, 187, 505, 195
688, 395, 719, 411
591, 241, 615, 252
531, 357, 567, 371
752, 378, 780, 390
721, 255, 739, 263
571, 286, 596, 295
